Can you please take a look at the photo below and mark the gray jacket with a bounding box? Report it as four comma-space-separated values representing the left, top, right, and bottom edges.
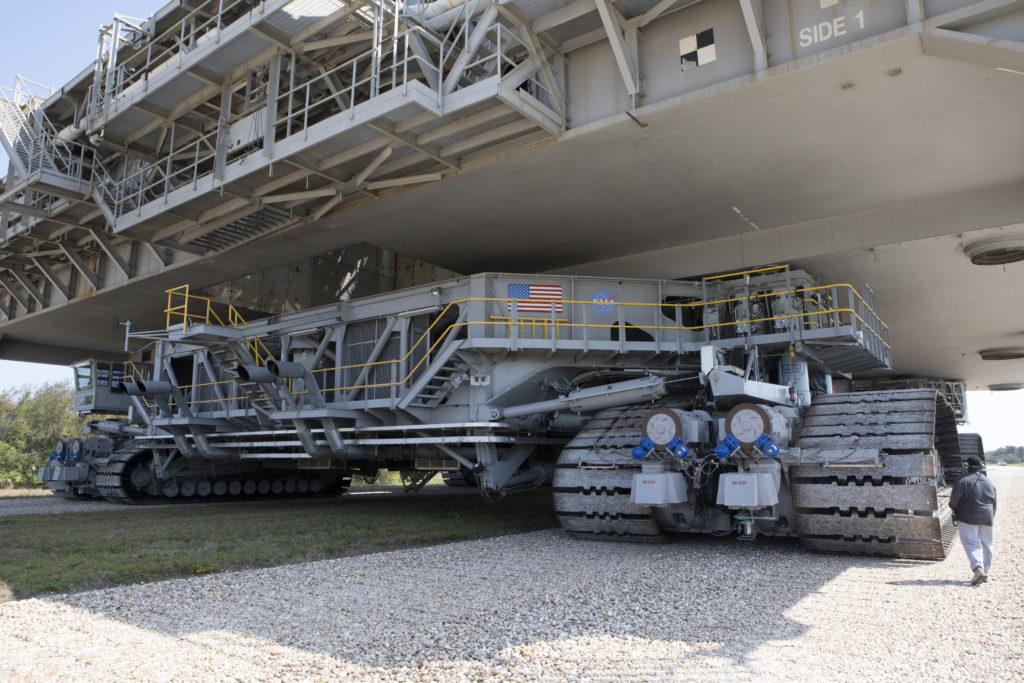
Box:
949, 472, 997, 526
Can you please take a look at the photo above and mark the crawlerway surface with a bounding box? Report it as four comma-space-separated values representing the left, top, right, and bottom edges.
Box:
1, 468, 1022, 682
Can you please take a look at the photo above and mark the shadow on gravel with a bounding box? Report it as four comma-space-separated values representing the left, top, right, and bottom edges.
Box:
887, 579, 965, 587
44, 520, 926, 675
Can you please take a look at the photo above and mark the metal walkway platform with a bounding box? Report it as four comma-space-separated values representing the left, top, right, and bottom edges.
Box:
0, 0, 1022, 389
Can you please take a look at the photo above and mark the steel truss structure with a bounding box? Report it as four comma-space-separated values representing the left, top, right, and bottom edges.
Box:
0, 0, 1021, 391
110, 268, 888, 492
2, 0, 572, 321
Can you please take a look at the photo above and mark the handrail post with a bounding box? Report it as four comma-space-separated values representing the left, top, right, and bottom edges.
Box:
192, 140, 199, 190
303, 84, 310, 136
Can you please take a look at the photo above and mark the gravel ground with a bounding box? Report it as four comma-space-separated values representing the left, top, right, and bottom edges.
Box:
1, 468, 1021, 682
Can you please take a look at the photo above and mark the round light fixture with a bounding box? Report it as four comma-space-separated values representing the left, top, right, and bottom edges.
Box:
988, 383, 1023, 391
979, 347, 1024, 361
964, 236, 1024, 265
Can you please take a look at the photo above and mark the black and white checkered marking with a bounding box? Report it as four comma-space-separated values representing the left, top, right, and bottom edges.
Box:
680, 29, 715, 72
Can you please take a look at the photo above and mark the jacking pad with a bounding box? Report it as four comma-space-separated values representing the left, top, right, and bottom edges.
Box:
631, 472, 687, 505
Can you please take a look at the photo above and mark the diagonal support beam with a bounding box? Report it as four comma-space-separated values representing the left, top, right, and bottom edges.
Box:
10, 268, 45, 306
86, 227, 131, 278
739, 0, 767, 73
0, 273, 30, 311
595, 0, 639, 97
407, 31, 441, 90
143, 241, 170, 266
58, 243, 100, 290
497, 5, 567, 117
367, 121, 457, 170
31, 258, 70, 298
500, 55, 541, 91
353, 145, 393, 187
635, 0, 700, 28
311, 190, 344, 220
0, 295, 9, 318
442, 4, 501, 95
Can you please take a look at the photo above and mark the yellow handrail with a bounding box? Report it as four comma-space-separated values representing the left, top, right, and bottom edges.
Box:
703, 264, 789, 281
162, 281, 889, 407
164, 284, 272, 365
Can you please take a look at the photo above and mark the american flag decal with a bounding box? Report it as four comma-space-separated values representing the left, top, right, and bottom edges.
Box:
508, 283, 564, 313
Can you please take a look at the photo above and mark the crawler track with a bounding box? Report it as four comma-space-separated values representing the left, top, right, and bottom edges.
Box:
958, 433, 985, 474
552, 406, 665, 542
792, 389, 960, 560
96, 448, 352, 503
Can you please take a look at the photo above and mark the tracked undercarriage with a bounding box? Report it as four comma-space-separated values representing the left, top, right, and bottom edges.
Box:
553, 389, 963, 560
39, 267, 975, 559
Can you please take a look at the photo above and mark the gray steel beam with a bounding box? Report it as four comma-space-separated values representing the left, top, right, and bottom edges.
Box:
634, 0, 701, 29
300, 31, 374, 52
58, 242, 100, 290
442, 5, 500, 95
416, 105, 509, 145
143, 241, 170, 267
739, 0, 767, 74
906, 0, 925, 24
532, 0, 595, 34
595, 0, 639, 98
30, 257, 70, 299
263, 52, 282, 159
0, 274, 30, 311
366, 121, 456, 170
10, 268, 45, 307
251, 23, 293, 51
214, 80, 233, 182
497, 5, 567, 117
86, 227, 131, 278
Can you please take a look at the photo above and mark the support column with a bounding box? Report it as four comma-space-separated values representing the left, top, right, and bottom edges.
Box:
263, 53, 282, 159
214, 79, 233, 181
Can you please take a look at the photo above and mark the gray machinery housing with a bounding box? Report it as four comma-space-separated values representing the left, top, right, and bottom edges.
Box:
40, 266, 972, 559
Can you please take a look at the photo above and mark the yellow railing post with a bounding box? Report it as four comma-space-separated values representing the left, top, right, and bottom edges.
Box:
157, 281, 891, 408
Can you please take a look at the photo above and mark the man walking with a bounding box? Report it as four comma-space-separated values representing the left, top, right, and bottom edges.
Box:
949, 457, 997, 585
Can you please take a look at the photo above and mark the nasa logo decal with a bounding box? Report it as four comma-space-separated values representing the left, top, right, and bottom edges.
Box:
591, 289, 617, 314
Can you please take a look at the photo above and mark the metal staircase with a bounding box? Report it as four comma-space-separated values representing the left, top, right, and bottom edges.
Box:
0, 77, 94, 188
188, 206, 297, 252
0, 97, 34, 175
409, 355, 470, 408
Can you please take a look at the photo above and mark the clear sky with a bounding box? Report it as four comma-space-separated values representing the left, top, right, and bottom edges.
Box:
0, 0, 142, 171
2, 0, 1023, 451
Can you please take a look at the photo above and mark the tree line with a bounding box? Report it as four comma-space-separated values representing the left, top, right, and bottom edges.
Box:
984, 445, 1024, 465
0, 383, 88, 488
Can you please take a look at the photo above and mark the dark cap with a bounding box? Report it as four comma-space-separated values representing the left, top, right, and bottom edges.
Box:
966, 456, 984, 472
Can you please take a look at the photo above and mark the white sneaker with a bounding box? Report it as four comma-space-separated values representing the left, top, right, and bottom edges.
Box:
970, 567, 988, 585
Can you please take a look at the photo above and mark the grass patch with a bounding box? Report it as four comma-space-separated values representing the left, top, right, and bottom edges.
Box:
0, 488, 556, 601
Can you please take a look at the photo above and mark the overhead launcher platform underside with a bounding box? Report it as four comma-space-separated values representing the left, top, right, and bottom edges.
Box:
0, 0, 1022, 387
